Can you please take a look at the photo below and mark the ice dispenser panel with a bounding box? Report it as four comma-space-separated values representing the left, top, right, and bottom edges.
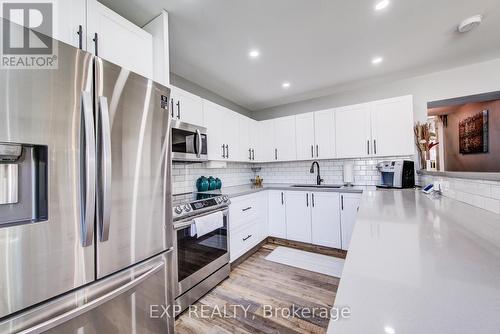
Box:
0, 143, 48, 227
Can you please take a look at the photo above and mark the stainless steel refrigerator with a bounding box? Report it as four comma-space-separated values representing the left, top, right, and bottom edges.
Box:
0, 21, 174, 333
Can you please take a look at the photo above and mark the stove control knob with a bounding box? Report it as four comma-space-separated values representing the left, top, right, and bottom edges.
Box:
216, 197, 222, 204
222, 196, 229, 202
184, 205, 191, 212
174, 206, 183, 214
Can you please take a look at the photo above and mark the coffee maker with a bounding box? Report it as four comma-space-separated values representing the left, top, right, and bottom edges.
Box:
376, 160, 415, 189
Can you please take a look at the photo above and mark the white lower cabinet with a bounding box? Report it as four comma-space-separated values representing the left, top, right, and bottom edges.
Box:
340, 193, 362, 250
229, 192, 268, 263
268, 191, 286, 238
311, 192, 341, 248
285, 191, 312, 243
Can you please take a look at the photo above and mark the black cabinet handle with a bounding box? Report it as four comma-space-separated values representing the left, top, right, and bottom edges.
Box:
77, 25, 83, 49
281, 192, 284, 205
222, 145, 226, 158
249, 148, 252, 160
275, 148, 278, 160
306, 193, 309, 207
226, 145, 229, 159
367, 140, 370, 155
252, 149, 255, 161
373, 139, 377, 155
316, 145, 319, 157
312, 193, 315, 207
242, 207, 252, 212
176, 101, 180, 119
341, 195, 344, 210
311, 145, 314, 158
93, 33, 99, 57
243, 235, 252, 241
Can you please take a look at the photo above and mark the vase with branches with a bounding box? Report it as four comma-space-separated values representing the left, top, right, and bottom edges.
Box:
414, 122, 439, 169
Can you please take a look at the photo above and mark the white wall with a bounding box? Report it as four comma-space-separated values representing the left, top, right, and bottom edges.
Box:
253, 58, 500, 123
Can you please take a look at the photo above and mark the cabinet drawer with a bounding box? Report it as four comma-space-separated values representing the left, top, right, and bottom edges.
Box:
229, 195, 259, 231
230, 221, 259, 263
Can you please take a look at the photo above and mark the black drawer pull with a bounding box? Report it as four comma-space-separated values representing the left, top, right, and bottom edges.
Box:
242, 207, 252, 212
243, 235, 252, 241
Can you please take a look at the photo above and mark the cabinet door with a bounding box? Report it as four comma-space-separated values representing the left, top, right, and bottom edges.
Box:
371, 95, 414, 157
340, 193, 362, 250
224, 109, 240, 161
259, 120, 275, 162
171, 87, 204, 126
285, 191, 312, 243
249, 120, 260, 162
335, 104, 372, 158
87, 0, 153, 79
257, 191, 269, 242
203, 100, 226, 160
268, 191, 286, 239
53, 0, 87, 49
295, 113, 315, 160
314, 109, 336, 159
311, 192, 341, 248
238, 115, 252, 162
274, 116, 297, 161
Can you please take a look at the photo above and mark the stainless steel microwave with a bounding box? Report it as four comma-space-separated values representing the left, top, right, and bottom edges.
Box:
171, 120, 208, 162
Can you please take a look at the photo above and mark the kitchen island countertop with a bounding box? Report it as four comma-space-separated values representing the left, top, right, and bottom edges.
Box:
328, 188, 500, 334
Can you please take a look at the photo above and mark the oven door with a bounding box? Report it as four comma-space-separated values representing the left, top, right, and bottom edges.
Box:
171, 120, 208, 162
173, 208, 229, 297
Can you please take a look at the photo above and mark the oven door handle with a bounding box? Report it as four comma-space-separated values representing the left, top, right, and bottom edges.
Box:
174, 208, 229, 230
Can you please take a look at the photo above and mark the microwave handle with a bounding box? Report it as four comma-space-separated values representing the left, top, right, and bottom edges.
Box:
195, 129, 202, 158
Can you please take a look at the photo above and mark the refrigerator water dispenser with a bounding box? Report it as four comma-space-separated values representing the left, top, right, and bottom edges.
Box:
0, 143, 48, 226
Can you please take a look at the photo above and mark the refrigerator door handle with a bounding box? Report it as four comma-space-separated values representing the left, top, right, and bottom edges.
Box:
98, 96, 112, 242
17, 262, 165, 334
81, 92, 96, 247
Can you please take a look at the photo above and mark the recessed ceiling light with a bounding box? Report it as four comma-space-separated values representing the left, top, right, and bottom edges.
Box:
384, 326, 396, 334
372, 57, 383, 65
249, 49, 260, 58
375, 0, 390, 11
282, 82, 291, 89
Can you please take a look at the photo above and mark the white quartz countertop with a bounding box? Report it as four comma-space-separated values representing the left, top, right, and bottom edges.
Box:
199, 183, 365, 197
328, 188, 500, 334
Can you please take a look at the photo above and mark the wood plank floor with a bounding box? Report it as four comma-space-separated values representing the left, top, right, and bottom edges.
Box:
175, 244, 340, 334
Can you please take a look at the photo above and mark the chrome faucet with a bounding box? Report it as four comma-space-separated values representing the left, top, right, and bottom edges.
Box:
310, 161, 324, 185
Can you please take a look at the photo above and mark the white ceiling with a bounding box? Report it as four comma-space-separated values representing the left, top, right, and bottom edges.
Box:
100, 0, 500, 111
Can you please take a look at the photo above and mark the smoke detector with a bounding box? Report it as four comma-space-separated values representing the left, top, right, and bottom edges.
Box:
458, 15, 483, 33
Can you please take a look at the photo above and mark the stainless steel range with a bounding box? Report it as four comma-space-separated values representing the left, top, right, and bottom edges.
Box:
172, 192, 230, 315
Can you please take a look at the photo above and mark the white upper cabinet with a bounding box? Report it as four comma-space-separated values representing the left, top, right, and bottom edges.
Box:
203, 100, 239, 161
53, 0, 87, 49
274, 116, 297, 161
87, 0, 153, 79
238, 115, 252, 161
314, 109, 336, 159
259, 120, 276, 162
311, 192, 341, 248
371, 95, 414, 157
143, 10, 170, 86
335, 103, 372, 158
249, 119, 259, 162
295, 113, 316, 160
170, 86, 204, 126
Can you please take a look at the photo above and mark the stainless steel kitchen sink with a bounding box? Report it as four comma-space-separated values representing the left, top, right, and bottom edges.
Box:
290, 184, 343, 189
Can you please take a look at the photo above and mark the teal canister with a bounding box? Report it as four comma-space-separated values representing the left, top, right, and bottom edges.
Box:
215, 178, 222, 190
196, 176, 209, 192
207, 176, 217, 191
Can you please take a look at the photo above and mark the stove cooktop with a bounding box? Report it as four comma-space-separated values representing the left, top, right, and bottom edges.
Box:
172, 192, 229, 221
